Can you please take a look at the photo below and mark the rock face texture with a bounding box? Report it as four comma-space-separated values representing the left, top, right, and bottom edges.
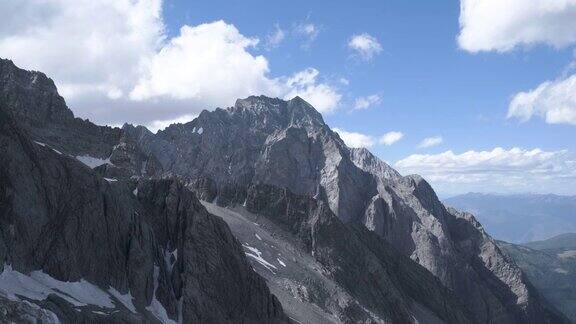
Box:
498, 234, 576, 322
0, 58, 569, 323
126, 95, 565, 323
0, 61, 286, 323
203, 183, 474, 323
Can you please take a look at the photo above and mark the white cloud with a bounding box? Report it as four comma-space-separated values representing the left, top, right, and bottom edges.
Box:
294, 22, 319, 40
0, 1, 340, 127
333, 129, 404, 148
353, 94, 381, 110
395, 147, 576, 195
418, 136, 443, 148
265, 24, 285, 49
379, 131, 403, 146
333, 128, 375, 148
0, 0, 164, 100
348, 33, 382, 61
458, 0, 576, 52
508, 74, 576, 125
283, 68, 341, 113
147, 114, 197, 133
293, 22, 319, 50
130, 21, 278, 103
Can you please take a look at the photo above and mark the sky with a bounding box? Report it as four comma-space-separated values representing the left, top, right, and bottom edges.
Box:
1, 0, 576, 197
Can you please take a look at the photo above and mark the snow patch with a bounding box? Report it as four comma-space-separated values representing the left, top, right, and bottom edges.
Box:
277, 258, 286, 267
243, 244, 277, 273
33, 141, 46, 147
133, 188, 138, 196
0, 265, 114, 309
104, 178, 117, 182
146, 267, 177, 324
76, 155, 112, 169
255, 234, 262, 241
108, 288, 137, 313
197, 127, 203, 134
52, 148, 62, 155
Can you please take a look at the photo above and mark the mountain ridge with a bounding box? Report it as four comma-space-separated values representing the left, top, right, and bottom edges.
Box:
0, 58, 569, 323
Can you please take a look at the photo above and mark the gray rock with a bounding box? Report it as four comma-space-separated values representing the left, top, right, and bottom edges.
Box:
0, 104, 287, 323
132, 95, 566, 323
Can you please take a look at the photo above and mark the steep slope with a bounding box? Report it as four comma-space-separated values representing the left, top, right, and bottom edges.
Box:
0, 58, 162, 179
498, 235, 576, 322
0, 92, 286, 322
201, 184, 474, 323
444, 193, 576, 243
127, 95, 565, 323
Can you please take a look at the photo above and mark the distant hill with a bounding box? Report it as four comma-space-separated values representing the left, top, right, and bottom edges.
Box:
498, 233, 576, 322
524, 233, 576, 250
444, 193, 576, 243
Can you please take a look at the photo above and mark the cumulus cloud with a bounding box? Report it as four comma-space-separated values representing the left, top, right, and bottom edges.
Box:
0, 0, 164, 100
147, 114, 198, 133
458, 0, 576, 52
333, 128, 375, 148
418, 136, 443, 148
348, 33, 382, 61
0, 1, 340, 127
283, 68, 341, 113
353, 94, 381, 110
130, 21, 277, 103
379, 131, 403, 146
333, 129, 403, 148
395, 147, 576, 195
508, 74, 576, 125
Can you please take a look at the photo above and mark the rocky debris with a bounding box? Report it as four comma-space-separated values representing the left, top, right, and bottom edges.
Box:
0, 105, 287, 323
203, 183, 475, 323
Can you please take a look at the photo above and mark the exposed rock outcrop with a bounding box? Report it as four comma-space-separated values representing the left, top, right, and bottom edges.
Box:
0, 98, 286, 323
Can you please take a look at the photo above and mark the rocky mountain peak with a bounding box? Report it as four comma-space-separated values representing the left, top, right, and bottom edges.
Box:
226, 95, 326, 131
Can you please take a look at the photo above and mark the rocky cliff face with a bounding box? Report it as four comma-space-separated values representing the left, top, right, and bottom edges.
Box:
124, 95, 566, 323
0, 61, 286, 323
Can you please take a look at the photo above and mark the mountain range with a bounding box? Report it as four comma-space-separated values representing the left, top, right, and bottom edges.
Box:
444, 193, 576, 243
0, 58, 570, 323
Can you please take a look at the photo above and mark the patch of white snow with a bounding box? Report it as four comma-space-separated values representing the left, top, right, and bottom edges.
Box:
243, 244, 277, 273
76, 155, 112, 169
0, 265, 114, 308
108, 288, 137, 313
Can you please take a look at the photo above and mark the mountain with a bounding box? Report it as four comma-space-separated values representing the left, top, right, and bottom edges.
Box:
0, 58, 569, 323
444, 193, 576, 243
524, 233, 576, 250
0, 59, 286, 323
498, 234, 576, 322
128, 94, 565, 323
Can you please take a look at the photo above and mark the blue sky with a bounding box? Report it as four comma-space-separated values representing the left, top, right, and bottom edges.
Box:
2, 0, 576, 196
